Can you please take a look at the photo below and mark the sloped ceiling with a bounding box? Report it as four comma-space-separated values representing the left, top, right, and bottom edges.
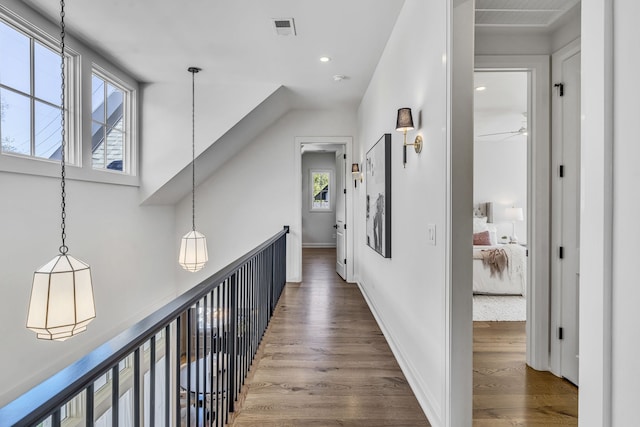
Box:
22, 0, 405, 110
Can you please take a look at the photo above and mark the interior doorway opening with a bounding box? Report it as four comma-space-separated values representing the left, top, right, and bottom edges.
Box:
299, 141, 349, 281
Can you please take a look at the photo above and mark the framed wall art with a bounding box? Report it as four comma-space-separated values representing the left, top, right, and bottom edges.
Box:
366, 133, 391, 258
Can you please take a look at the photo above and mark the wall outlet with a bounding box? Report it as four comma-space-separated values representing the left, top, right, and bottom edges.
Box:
428, 224, 436, 246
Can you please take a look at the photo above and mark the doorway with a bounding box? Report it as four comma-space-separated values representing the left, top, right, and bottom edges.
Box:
473, 70, 529, 326
293, 137, 354, 283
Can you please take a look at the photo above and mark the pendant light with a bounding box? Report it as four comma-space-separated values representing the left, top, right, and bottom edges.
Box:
178, 67, 208, 272
26, 0, 96, 341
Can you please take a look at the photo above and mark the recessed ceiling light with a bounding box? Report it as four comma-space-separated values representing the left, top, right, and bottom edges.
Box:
475, 86, 487, 91
320, 56, 331, 63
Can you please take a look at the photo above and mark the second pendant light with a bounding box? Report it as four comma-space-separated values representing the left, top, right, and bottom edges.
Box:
179, 67, 209, 272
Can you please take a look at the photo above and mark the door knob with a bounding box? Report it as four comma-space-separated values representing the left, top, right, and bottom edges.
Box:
333, 224, 338, 229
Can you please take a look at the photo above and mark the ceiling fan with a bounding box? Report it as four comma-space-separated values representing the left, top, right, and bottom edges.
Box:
477, 126, 527, 138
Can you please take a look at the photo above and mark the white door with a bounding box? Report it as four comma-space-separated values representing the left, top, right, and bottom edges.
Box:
558, 51, 581, 385
335, 151, 347, 279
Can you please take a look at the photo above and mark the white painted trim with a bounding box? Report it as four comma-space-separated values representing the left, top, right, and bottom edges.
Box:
579, 0, 613, 424
475, 55, 551, 371
550, 38, 581, 377
357, 280, 442, 427
301, 243, 336, 249
293, 136, 354, 283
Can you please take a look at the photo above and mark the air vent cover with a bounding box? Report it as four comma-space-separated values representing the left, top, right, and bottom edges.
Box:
272, 18, 296, 36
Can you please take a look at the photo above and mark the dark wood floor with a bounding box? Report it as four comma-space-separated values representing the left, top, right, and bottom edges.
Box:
230, 248, 430, 426
473, 321, 578, 426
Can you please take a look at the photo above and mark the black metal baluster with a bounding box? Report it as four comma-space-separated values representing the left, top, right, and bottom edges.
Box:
51, 409, 61, 427
203, 295, 208, 427
86, 384, 94, 427
134, 349, 140, 426
195, 301, 201, 427
165, 325, 170, 427
111, 366, 119, 427
186, 308, 192, 427
150, 336, 156, 427
215, 285, 221, 427
175, 316, 181, 427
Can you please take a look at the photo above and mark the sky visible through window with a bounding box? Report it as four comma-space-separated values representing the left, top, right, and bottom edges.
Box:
0, 21, 63, 160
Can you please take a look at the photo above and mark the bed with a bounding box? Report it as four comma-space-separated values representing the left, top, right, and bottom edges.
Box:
473, 202, 527, 296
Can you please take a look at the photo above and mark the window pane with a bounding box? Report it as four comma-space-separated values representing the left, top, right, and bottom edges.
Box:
106, 84, 123, 128
92, 122, 105, 169
91, 75, 105, 123
312, 172, 330, 209
0, 21, 30, 94
34, 101, 62, 159
105, 127, 123, 171
34, 42, 61, 105
0, 88, 30, 155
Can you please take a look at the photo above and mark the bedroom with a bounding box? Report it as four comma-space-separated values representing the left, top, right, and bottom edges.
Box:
472, 71, 528, 322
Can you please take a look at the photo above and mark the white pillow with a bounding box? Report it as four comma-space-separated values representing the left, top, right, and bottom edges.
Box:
487, 224, 498, 246
473, 217, 488, 234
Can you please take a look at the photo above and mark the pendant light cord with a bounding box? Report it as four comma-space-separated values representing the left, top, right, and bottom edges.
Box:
191, 68, 196, 231
59, 0, 68, 255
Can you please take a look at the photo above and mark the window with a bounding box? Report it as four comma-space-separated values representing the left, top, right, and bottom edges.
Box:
91, 71, 132, 173
0, 19, 76, 163
310, 169, 332, 211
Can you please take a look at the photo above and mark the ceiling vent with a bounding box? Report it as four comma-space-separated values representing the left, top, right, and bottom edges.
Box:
272, 18, 296, 36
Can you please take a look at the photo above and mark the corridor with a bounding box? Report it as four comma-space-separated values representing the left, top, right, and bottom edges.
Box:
230, 248, 430, 426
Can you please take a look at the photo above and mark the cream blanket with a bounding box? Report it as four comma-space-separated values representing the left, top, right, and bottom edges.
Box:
473, 244, 527, 282
473, 248, 508, 278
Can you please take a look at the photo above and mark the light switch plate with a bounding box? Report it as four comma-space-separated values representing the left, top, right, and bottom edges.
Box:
428, 224, 436, 246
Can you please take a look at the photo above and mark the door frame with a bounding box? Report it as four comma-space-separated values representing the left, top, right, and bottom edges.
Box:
292, 136, 354, 283
550, 38, 581, 378
475, 55, 551, 370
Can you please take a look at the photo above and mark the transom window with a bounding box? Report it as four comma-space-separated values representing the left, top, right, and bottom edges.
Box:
91, 72, 130, 173
0, 19, 76, 162
310, 169, 332, 211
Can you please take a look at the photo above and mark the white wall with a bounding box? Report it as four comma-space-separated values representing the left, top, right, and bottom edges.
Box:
475, 28, 550, 55
301, 152, 337, 247
354, 0, 473, 425
610, 0, 640, 423
474, 139, 528, 243
0, 173, 176, 406
174, 109, 356, 291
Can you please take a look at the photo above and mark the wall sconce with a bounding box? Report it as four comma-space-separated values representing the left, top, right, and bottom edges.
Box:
396, 107, 423, 167
351, 163, 363, 187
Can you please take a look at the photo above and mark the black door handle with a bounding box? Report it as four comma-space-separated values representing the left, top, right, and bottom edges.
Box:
333, 224, 338, 229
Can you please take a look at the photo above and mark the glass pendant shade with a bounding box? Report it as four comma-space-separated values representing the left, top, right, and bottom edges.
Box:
27, 254, 96, 341
179, 230, 209, 272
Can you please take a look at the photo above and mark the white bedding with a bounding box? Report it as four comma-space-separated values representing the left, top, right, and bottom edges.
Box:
473, 244, 526, 295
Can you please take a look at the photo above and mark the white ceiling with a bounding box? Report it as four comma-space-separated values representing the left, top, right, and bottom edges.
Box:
474, 71, 528, 141
476, 0, 580, 28
22, 0, 405, 110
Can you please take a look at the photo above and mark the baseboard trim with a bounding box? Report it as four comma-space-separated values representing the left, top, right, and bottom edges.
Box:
301, 243, 336, 248
357, 280, 442, 427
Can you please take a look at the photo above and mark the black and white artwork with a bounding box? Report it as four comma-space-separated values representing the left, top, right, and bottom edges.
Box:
366, 133, 391, 258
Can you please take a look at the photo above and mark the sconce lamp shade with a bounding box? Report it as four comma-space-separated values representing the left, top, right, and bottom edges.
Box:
352, 163, 360, 174
179, 230, 209, 272
505, 207, 524, 222
27, 255, 95, 341
396, 108, 414, 132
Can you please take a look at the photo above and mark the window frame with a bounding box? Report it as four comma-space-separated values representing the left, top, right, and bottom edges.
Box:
0, 11, 79, 166
90, 65, 136, 176
0, 5, 139, 186
310, 168, 333, 212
